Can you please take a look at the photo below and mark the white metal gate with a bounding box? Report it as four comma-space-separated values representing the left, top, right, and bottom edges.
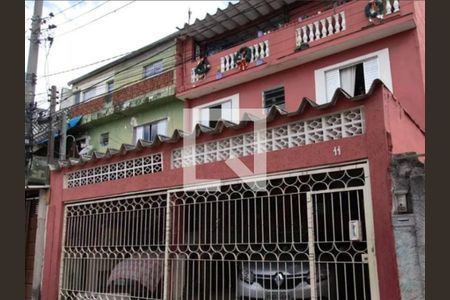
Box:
59, 163, 378, 300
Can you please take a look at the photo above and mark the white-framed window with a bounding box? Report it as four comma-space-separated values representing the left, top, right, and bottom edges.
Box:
314, 48, 393, 104
133, 118, 168, 143
83, 86, 97, 102
263, 86, 285, 112
192, 94, 240, 128
144, 60, 163, 78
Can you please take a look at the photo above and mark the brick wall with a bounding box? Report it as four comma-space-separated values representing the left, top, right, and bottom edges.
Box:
113, 70, 174, 104
69, 97, 104, 117
69, 70, 174, 118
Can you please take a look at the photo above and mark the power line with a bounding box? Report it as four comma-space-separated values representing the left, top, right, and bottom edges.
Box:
59, 41, 179, 104
36, 25, 288, 107
35, 0, 274, 92
38, 51, 132, 78
57, 1, 110, 27
40, 0, 330, 107
55, 1, 136, 38
52, 0, 84, 17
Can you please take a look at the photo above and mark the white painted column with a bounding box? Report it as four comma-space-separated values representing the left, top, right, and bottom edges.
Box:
327, 16, 334, 35
320, 19, 327, 38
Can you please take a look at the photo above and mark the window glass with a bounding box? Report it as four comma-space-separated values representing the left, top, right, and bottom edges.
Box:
100, 133, 109, 146
325, 58, 380, 101
263, 87, 285, 112
74, 92, 81, 104
315, 49, 391, 105
107, 81, 114, 93
144, 60, 163, 78
83, 87, 97, 101
200, 100, 232, 128
156, 119, 168, 136
134, 119, 168, 143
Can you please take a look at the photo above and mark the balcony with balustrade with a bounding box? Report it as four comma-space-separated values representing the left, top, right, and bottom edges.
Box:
177, 0, 416, 100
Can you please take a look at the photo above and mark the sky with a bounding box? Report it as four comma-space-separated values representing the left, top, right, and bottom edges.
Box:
25, 0, 238, 109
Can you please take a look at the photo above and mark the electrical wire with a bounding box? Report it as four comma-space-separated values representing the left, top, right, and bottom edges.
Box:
57, 45, 179, 107
56, 1, 110, 27
37, 1, 270, 90
35, 25, 300, 108
38, 51, 132, 78
38, 0, 341, 108
55, 1, 136, 38
43, 41, 51, 96
33, 1, 344, 148
51, 0, 84, 18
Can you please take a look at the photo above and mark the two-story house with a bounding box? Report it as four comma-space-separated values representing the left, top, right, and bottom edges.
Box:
59, 32, 184, 157
40, 1, 425, 300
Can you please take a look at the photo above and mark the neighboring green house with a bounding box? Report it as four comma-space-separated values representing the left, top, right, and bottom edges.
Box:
60, 32, 184, 155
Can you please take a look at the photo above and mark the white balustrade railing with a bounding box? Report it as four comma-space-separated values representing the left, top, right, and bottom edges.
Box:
220, 40, 270, 73
296, 11, 346, 47
295, 0, 400, 47
385, 0, 400, 15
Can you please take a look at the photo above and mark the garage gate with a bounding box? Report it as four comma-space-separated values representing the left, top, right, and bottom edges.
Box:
59, 163, 378, 300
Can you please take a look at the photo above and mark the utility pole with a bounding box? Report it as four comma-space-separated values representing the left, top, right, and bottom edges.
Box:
47, 86, 58, 166
59, 109, 67, 161
25, 0, 44, 105
25, 0, 44, 183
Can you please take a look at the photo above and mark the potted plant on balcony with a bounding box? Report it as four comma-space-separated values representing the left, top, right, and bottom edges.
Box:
365, 0, 384, 23
194, 56, 210, 79
234, 47, 252, 71
294, 42, 310, 52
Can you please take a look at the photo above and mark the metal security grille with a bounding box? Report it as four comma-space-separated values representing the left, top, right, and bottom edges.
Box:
66, 153, 163, 188
172, 108, 364, 169
59, 193, 167, 299
59, 163, 377, 300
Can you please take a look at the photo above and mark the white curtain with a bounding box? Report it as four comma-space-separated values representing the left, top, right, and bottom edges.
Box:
157, 119, 168, 136
340, 65, 357, 97
135, 126, 143, 143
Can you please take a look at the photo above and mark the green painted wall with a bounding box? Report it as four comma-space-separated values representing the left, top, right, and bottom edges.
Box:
85, 98, 184, 152
113, 42, 176, 89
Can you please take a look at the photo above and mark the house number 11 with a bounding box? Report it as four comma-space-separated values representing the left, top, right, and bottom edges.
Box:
333, 146, 342, 156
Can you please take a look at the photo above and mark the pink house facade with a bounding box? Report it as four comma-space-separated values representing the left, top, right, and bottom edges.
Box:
41, 1, 425, 300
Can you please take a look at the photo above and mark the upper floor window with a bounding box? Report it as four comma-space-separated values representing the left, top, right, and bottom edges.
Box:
83, 86, 97, 102
74, 92, 81, 104
134, 118, 168, 143
100, 132, 109, 146
105, 80, 114, 103
192, 94, 240, 128
263, 86, 285, 112
314, 48, 393, 104
144, 60, 163, 78
107, 81, 114, 93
